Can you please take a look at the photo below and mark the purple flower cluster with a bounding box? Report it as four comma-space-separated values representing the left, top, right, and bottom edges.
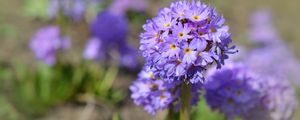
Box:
30, 26, 70, 65
247, 10, 300, 87
244, 76, 298, 120
205, 63, 297, 120
49, 0, 101, 21
109, 0, 149, 14
140, 1, 237, 84
249, 10, 281, 45
205, 63, 263, 119
130, 66, 202, 115
83, 9, 138, 69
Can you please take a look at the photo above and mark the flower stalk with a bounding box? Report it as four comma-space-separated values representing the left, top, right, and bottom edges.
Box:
180, 83, 192, 120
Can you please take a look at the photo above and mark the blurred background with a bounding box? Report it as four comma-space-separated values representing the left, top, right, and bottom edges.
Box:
0, 0, 300, 120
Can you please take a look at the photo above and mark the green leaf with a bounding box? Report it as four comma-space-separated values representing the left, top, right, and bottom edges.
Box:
192, 98, 225, 120
24, 0, 49, 20
0, 96, 21, 120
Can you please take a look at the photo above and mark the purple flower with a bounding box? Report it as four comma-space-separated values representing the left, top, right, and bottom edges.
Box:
249, 9, 281, 45
83, 9, 138, 69
49, 0, 101, 21
30, 26, 70, 65
247, 10, 300, 88
207, 16, 229, 43
119, 44, 138, 69
205, 63, 262, 119
154, 14, 177, 31
128, 0, 148, 12
83, 37, 105, 61
244, 76, 298, 120
186, 4, 209, 22
246, 45, 300, 88
172, 23, 192, 42
140, 0, 237, 84
130, 66, 203, 115
182, 41, 197, 64
130, 67, 174, 115
205, 63, 298, 120
70, 0, 87, 21
49, 0, 60, 19
171, 1, 190, 19
162, 38, 181, 58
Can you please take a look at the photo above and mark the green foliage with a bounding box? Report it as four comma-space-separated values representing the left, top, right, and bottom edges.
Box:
0, 60, 124, 119
0, 25, 18, 40
0, 96, 21, 120
24, 0, 49, 20
112, 112, 123, 120
191, 98, 225, 120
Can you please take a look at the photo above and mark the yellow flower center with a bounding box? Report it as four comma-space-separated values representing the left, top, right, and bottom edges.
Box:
198, 52, 201, 56
180, 12, 184, 16
199, 32, 204, 36
151, 84, 159, 91
179, 32, 184, 37
194, 15, 200, 20
171, 44, 177, 50
236, 90, 242, 96
211, 27, 217, 33
160, 95, 166, 100
165, 23, 171, 28
155, 33, 159, 38
147, 83, 152, 88
149, 73, 155, 79
185, 48, 191, 54
159, 39, 164, 43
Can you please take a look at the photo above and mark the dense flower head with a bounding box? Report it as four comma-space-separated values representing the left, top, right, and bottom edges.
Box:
83, 10, 138, 69
205, 63, 298, 120
140, 0, 237, 84
205, 63, 263, 119
130, 66, 202, 115
30, 26, 70, 65
49, 0, 102, 21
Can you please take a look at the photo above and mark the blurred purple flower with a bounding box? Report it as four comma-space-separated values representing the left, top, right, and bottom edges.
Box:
49, 0, 102, 21
83, 6, 138, 68
205, 63, 263, 119
83, 37, 104, 61
109, 0, 148, 14
246, 45, 300, 87
205, 63, 298, 120
247, 9, 300, 87
49, 0, 60, 19
30, 26, 70, 65
245, 76, 298, 120
70, 0, 87, 21
249, 9, 281, 45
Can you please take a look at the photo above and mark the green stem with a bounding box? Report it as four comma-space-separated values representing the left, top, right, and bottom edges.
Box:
41, 75, 51, 101
98, 65, 119, 97
166, 109, 175, 120
39, 64, 51, 102
180, 83, 192, 120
